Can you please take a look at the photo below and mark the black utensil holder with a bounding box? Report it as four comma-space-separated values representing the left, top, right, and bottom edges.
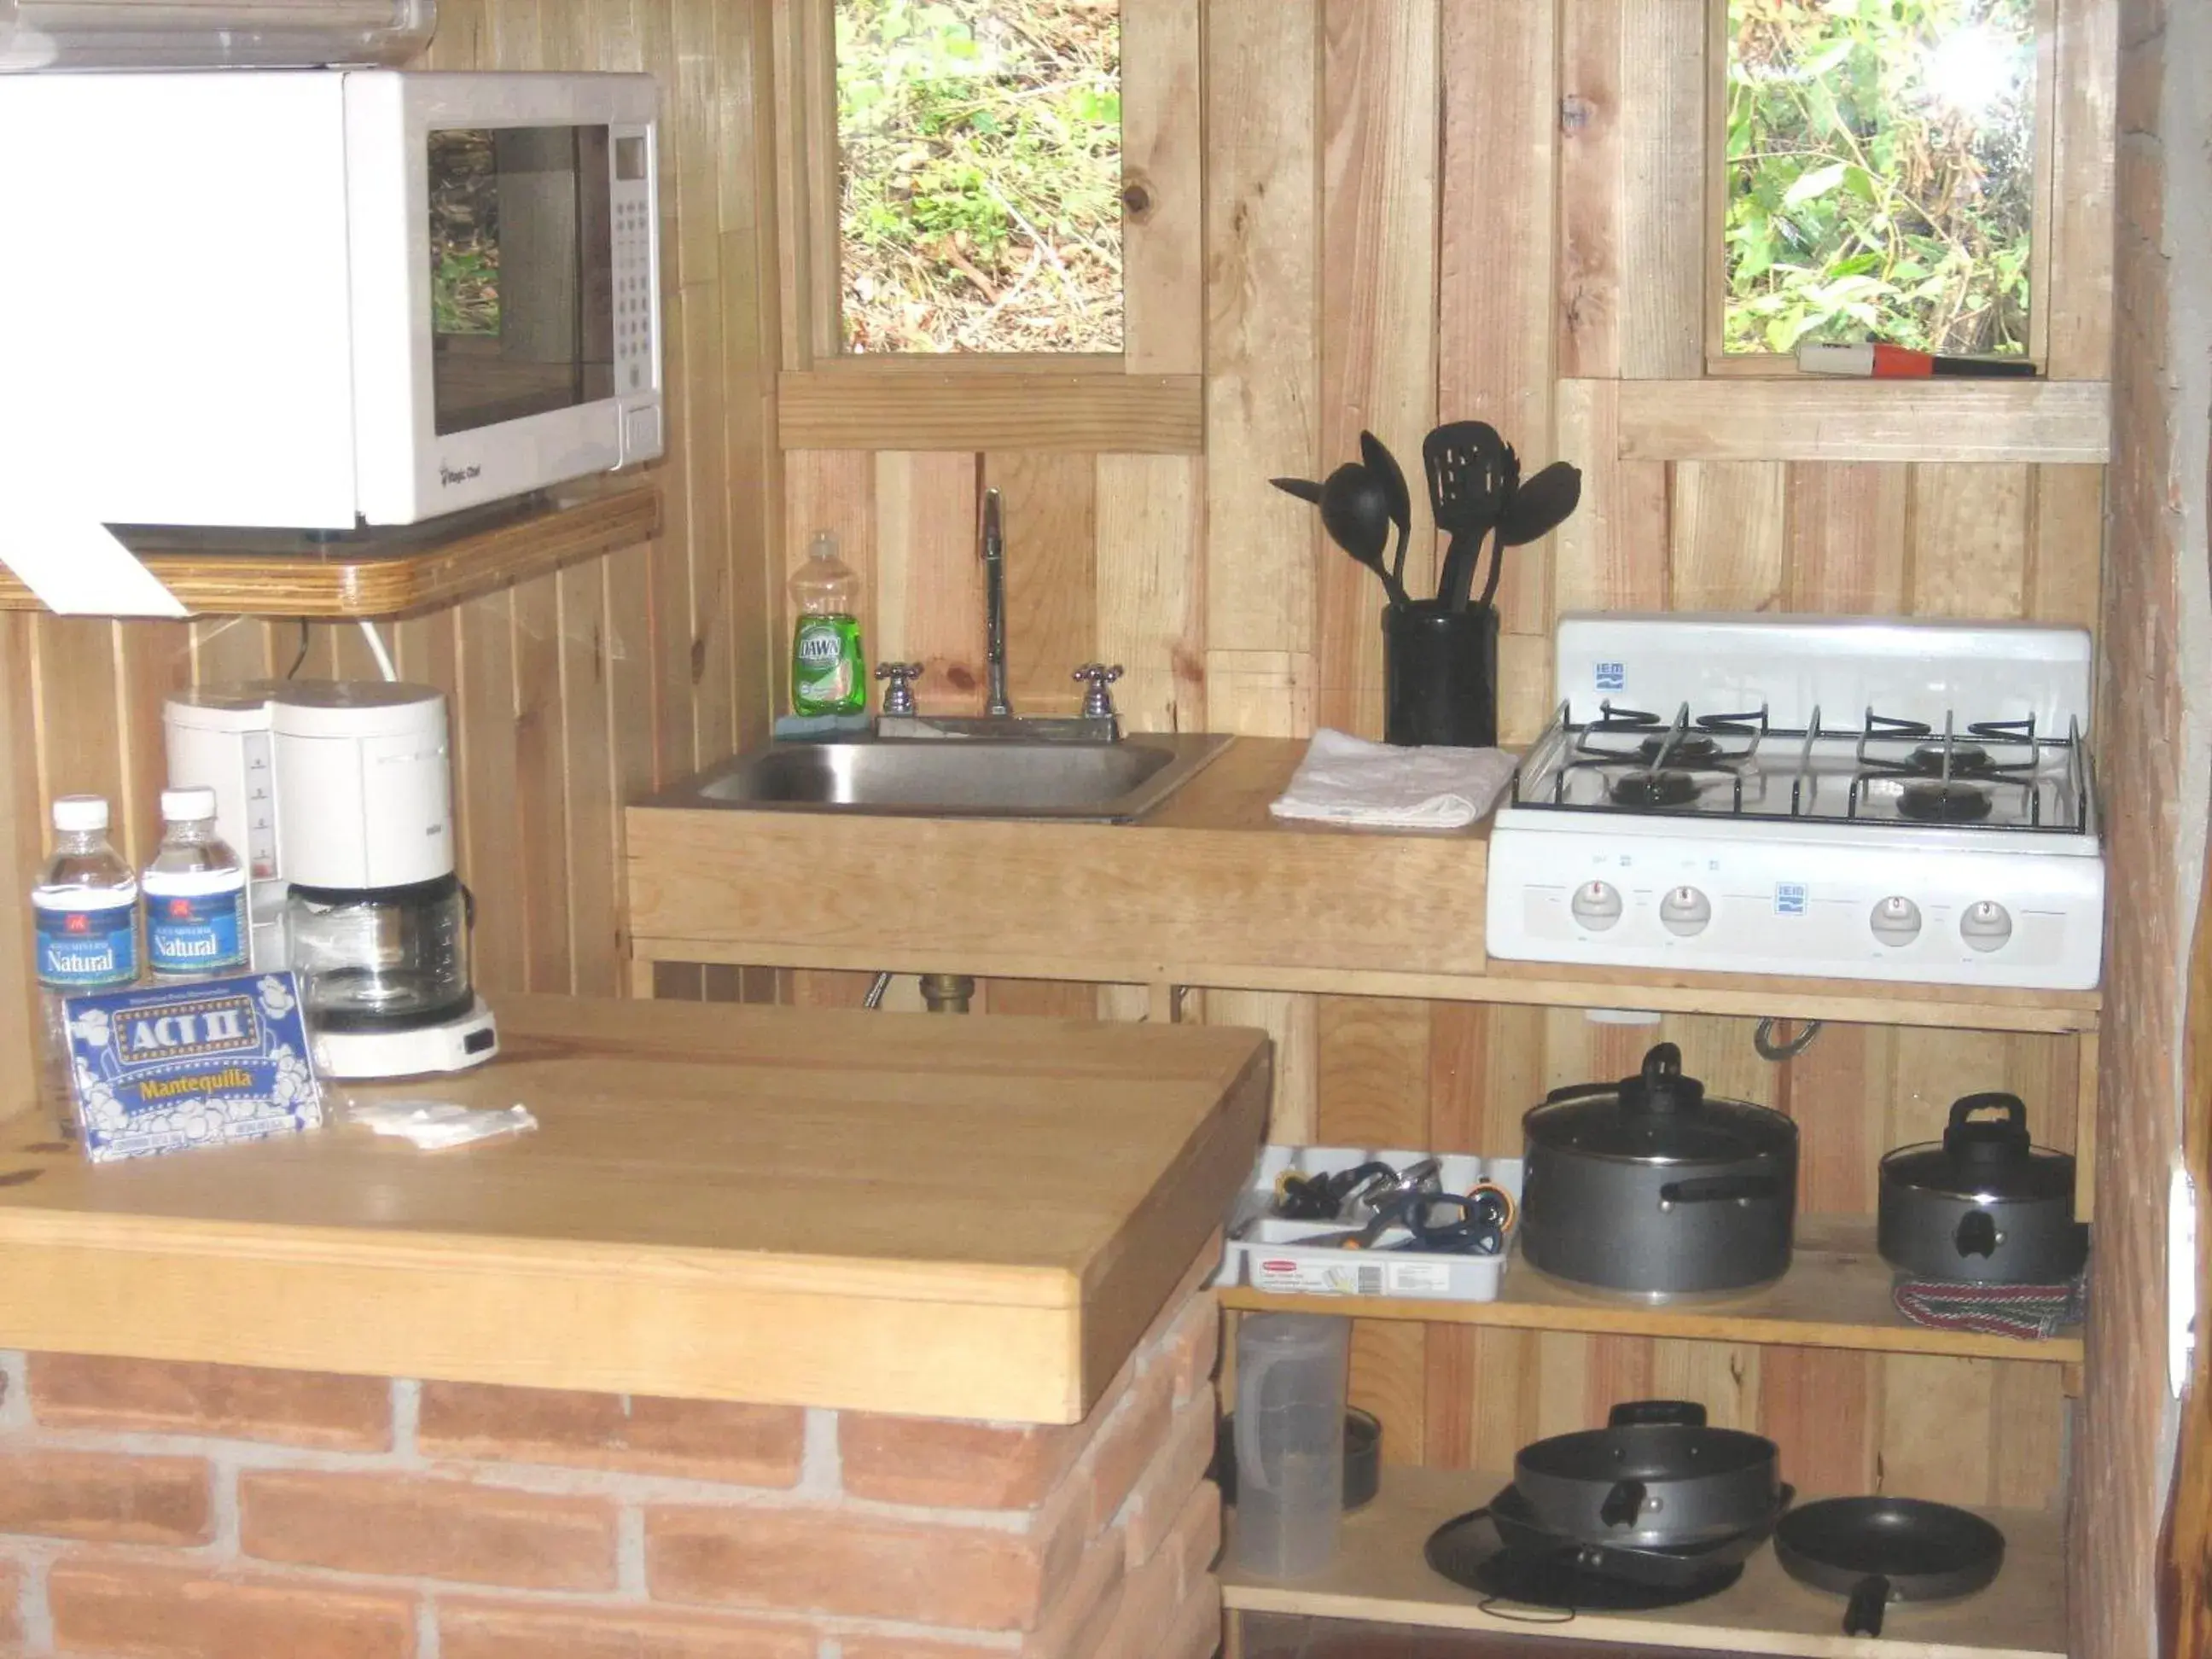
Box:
1383, 602, 1499, 748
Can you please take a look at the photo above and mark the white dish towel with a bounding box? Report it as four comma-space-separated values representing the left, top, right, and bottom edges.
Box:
1269, 729, 1518, 830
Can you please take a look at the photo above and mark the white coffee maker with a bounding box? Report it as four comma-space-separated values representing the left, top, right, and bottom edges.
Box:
165, 681, 498, 1080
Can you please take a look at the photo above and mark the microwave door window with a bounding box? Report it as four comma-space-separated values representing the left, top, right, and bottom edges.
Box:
429, 125, 614, 437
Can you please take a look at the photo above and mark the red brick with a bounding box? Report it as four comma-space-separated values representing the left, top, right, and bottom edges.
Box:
241, 1470, 616, 1591
30, 1354, 391, 1452
1083, 1367, 1175, 1534
417, 1383, 803, 1487
1033, 1528, 1126, 1659
647, 1503, 1072, 1630
439, 1599, 814, 1659
0, 1451, 209, 1545
839, 1412, 1087, 1511
1154, 1290, 1220, 1406
835, 1526, 1125, 1659
1162, 1574, 1221, 1659
49, 1552, 415, 1659
1121, 1390, 1216, 1568
1164, 1476, 1222, 1599
1091, 1530, 1179, 1659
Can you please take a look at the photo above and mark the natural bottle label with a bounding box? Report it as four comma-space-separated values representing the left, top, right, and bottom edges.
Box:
146, 887, 247, 977
792, 614, 864, 713
33, 889, 137, 989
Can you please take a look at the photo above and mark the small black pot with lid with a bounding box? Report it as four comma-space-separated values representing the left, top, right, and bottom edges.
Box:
1877, 1092, 2088, 1284
1520, 1043, 1798, 1297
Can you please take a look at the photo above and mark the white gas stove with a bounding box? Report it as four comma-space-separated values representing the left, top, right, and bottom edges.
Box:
1483, 615, 2105, 990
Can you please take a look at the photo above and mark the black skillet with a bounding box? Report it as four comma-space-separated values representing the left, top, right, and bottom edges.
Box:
1774, 1496, 2005, 1636
1486, 1481, 1792, 1591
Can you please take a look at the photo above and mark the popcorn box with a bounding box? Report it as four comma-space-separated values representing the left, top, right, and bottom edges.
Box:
64, 972, 323, 1162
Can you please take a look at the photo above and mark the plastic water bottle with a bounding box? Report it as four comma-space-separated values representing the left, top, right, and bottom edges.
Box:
789, 530, 866, 714
143, 787, 247, 983
32, 795, 138, 1113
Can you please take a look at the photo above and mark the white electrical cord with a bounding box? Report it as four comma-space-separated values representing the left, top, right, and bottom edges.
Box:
358, 620, 399, 683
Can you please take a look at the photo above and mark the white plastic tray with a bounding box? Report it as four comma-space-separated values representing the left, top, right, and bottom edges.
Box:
1214, 1144, 1524, 1304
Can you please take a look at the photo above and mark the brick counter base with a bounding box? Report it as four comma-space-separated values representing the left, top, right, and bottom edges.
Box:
0, 1251, 1222, 1659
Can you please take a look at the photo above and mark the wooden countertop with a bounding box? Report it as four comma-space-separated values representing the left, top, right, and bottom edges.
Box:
0, 996, 1270, 1423
627, 738, 2103, 1036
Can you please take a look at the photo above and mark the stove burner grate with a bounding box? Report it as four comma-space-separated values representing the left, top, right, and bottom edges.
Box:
1641, 733, 1723, 766
1610, 769, 1703, 808
1512, 699, 2096, 836
1896, 779, 1996, 823
1589, 704, 1664, 734
1910, 742, 1993, 777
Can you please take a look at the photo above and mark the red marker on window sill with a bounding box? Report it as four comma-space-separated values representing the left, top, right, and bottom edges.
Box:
1797, 343, 2040, 379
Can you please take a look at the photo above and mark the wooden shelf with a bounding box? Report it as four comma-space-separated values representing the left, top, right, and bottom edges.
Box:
0, 483, 661, 620
1222, 1467, 2065, 1659
1218, 1215, 2083, 1366
1610, 377, 2110, 463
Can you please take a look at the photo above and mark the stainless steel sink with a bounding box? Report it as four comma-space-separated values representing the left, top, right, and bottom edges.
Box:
648, 732, 1236, 822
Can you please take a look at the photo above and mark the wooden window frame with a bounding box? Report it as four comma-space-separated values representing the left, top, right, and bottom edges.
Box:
1703, 0, 2061, 378
771, 0, 1202, 451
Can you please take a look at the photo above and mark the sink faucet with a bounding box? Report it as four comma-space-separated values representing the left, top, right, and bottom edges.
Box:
982, 488, 1011, 717
869, 489, 1121, 741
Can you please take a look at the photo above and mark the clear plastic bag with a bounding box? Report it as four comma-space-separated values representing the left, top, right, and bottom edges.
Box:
347, 1098, 535, 1151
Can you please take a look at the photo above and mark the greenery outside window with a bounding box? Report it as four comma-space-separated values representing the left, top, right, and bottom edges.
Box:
1720, 0, 2040, 360
835, 0, 1123, 354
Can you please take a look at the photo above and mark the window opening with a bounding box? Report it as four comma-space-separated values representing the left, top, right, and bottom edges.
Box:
1721, 0, 2036, 358
835, 0, 1123, 353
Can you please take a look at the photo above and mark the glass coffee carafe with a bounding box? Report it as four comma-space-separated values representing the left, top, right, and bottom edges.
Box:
284, 873, 474, 1033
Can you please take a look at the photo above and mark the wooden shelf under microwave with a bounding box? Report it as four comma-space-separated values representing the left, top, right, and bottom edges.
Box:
1218, 1214, 2085, 1367
0, 482, 661, 620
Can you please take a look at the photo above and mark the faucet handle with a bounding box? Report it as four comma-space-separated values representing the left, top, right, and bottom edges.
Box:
1072, 663, 1124, 720
875, 661, 924, 717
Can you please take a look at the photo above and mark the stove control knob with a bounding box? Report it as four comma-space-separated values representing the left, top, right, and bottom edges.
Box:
1960, 900, 2014, 953
1870, 895, 1923, 946
1659, 886, 1713, 937
1570, 881, 1624, 932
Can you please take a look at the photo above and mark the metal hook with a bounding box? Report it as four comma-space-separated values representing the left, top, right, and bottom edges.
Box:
1754, 1017, 1823, 1062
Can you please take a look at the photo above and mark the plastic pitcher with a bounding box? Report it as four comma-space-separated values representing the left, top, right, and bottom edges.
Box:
1230, 1313, 1349, 1580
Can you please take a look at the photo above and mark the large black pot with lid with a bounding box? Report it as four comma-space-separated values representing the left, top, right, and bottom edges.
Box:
1878, 1092, 2088, 1284
1520, 1043, 1798, 1296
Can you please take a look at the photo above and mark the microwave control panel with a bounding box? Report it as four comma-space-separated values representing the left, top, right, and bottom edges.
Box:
610, 124, 659, 410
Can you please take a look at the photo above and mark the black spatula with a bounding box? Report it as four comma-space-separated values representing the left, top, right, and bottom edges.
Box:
1424, 422, 1516, 612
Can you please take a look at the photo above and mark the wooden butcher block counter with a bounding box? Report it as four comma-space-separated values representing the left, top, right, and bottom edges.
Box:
0, 995, 1270, 1423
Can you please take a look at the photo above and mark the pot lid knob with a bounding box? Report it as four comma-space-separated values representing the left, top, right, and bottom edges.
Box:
1621, 1043, 1705, 1115
1943, 1091, 2033, 1167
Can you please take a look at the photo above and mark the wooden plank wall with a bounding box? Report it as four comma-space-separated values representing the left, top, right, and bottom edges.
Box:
768, 0, 2113, 1514
0, 0, 786, 1112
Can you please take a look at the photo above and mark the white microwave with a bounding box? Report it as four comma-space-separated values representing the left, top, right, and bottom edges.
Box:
0, 70, 662, 530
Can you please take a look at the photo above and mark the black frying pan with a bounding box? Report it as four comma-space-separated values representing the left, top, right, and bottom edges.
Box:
1487, 1481, 1791, 1591
1774, 1497, 2005, 1636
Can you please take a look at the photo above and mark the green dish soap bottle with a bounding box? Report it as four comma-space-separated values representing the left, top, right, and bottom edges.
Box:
789, 530, 866, 714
